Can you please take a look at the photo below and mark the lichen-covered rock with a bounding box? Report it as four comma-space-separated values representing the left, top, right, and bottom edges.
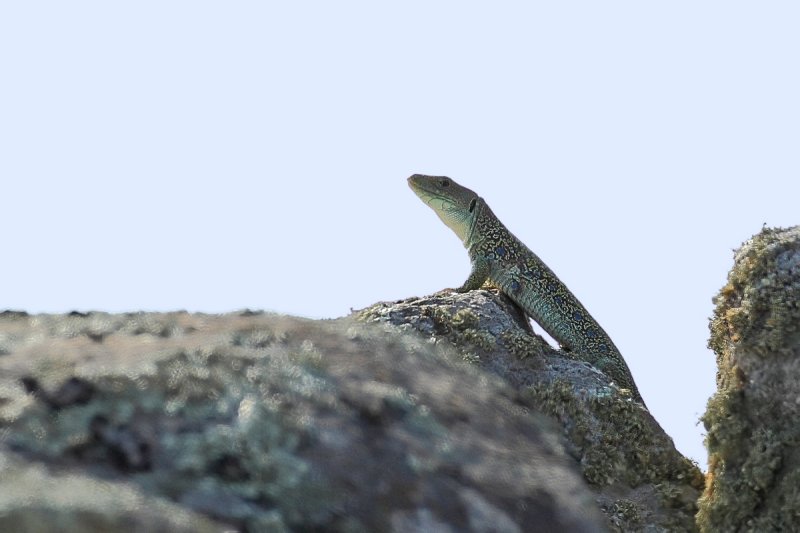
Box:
0, 310, 605, 532
359, 290, 704, 532
699, 226, 800, 532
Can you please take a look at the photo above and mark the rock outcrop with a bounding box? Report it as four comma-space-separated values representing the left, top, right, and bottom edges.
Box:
7, 226, 799, 531
360, 291, 703, 531
0, 309, 606, 532
699, 226, 800, 531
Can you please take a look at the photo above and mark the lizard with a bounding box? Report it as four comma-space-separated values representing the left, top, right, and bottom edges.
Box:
408, 174, 645, 406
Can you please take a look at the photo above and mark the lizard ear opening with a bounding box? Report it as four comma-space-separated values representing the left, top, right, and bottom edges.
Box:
468, 198, 477, 212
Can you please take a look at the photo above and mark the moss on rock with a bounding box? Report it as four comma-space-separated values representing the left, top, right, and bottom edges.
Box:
361, 290, 704, 532
699, 226, 800, 532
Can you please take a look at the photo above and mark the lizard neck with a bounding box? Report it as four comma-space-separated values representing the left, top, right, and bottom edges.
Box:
465, 199, 498, 256
464, 200, 483, 251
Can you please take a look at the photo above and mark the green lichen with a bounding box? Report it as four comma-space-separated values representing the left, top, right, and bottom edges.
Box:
231, 327, 275, 349
500, 330, 545, 360
355, 306, 384, 323
462, 352, 481, 364
450, 308, 479, 330
606, 499, 643, 531
526, 380, 703, 532
702, 389, 747, 460
699, 391, 794, 531
430, 306, 495, 353
709, 226, 800, 358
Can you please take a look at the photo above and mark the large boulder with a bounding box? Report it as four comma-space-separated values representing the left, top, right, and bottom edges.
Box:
360, 290, 703, 531
699, 226, 800, 531
0, 309, 605, 532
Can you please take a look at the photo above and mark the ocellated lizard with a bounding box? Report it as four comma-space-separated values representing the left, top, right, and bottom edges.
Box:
408, 174, 645, 406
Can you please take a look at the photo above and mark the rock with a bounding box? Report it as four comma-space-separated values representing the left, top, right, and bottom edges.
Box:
699, 226, 800, 531
360, 290, 704, 532
0, 450, 223, 533
0, 310, 605, 532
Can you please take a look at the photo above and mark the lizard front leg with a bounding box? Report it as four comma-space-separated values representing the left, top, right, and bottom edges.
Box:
455, 257, 490, 293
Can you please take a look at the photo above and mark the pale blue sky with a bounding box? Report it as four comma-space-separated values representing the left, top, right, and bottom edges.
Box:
3, 2, 799, 468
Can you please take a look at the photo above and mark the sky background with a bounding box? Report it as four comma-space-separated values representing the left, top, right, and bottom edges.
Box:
3, 2, 799, 468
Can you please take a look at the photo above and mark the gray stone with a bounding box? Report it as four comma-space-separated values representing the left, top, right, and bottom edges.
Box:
699, 226, 800, 532
0, 309, 605, 532
360, 289, 704, 532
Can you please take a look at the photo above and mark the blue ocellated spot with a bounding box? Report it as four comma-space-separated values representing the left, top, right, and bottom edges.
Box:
585, 328, 597, 338
553, 295, 563, 306
495, 246, 507, 257
510, 279, 521, 292
573, 311, 583, 322
597, 343, 609, 353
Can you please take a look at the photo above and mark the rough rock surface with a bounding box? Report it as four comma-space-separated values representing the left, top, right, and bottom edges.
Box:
0, 309, 606, 532
360, 290, 704, 531
698, 226, 800, 532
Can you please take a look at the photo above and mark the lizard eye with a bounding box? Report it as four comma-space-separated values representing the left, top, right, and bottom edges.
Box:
440, 179, 450, 187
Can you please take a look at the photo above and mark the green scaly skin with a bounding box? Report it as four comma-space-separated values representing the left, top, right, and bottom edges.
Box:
408, 174, 645, 406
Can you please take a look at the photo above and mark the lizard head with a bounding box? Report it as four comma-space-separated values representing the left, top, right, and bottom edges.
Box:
408, 174, 480, 244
